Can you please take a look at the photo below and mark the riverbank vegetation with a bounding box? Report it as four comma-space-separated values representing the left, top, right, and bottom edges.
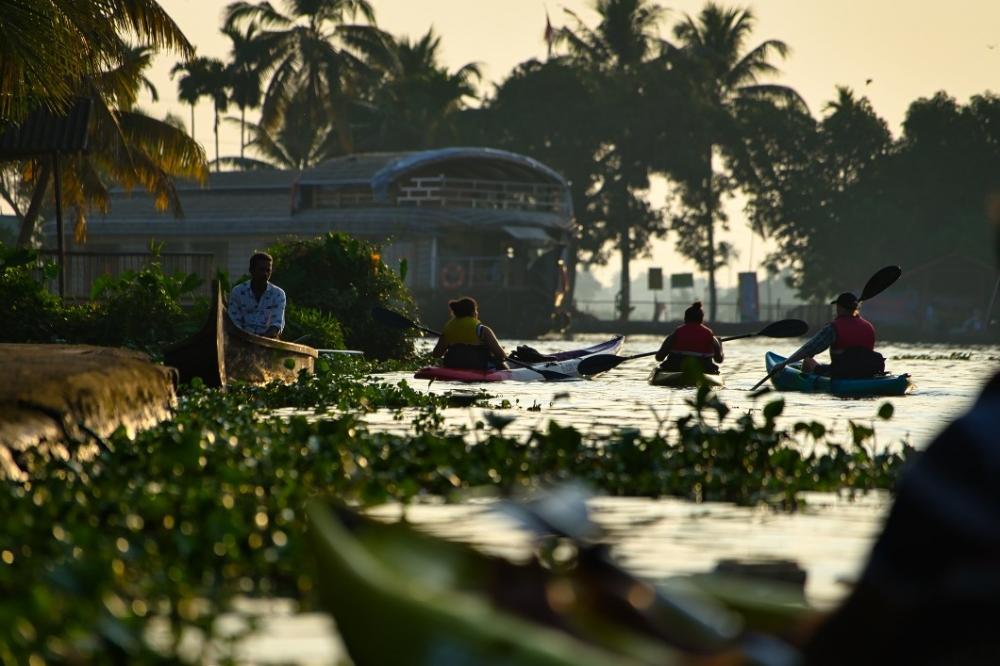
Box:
5, 2, 997, 324
0, 355, 912, 663
0, 232, 413, 358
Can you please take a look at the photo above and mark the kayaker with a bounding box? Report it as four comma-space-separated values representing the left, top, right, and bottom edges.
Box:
773, 291, 884, 378
431, 297, 509, 370
654, 301, 724, 374
228, 252, 286, 338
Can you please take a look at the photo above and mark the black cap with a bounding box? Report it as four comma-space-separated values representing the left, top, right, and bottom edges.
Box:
830, 292, 859, 308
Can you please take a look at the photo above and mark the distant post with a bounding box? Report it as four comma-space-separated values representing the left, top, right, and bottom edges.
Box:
738, 271, 760, 322
648, 267, 664, 321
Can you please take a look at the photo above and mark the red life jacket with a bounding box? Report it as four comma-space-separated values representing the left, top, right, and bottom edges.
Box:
832, 314, 876, 352
670, 323, 716, 356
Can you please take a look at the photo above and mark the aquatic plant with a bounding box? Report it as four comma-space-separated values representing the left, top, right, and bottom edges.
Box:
0, 368, 912, 663
267, 232, 418, 360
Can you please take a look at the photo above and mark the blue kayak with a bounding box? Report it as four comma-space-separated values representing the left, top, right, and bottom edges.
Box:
764, 352, 911, 397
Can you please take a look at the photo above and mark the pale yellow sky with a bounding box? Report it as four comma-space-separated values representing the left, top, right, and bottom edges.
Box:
138, 1, 1000, 289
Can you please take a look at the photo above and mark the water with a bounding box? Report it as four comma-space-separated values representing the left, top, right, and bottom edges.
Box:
251, 336, 999, 663
373, 335, 998, 446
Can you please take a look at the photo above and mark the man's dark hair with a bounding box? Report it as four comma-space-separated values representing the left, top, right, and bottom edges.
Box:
249, 252, 273, 270
684, 301, 704, 324
448, 297, 477, 318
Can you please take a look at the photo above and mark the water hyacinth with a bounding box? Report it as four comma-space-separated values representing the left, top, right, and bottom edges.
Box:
0, 360, 912, 663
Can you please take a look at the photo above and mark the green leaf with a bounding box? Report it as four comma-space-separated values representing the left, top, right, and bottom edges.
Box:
877, 402, 895, 420
762, 399, 785, 421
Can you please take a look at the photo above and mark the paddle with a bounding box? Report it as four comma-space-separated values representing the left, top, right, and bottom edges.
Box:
371, 306, 571, 380
576, 318, 810, 377
749, 265, 902, 390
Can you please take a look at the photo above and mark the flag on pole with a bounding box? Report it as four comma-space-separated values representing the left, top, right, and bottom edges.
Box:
544, 10, 555, 58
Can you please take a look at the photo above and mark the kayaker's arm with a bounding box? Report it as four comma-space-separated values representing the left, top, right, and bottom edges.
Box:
478, 325, 510, 369
654, 333, 675, 362
431, 336, 447, 358
782, 323, 836, 366
713, 337, 724, 364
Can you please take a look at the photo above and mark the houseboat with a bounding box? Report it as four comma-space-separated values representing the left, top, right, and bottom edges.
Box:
47, 148, 574, 337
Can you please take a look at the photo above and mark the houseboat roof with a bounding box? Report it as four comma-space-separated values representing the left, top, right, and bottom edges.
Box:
299, 147, 568, 192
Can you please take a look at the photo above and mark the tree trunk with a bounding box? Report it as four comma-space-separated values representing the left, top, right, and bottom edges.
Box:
190, 103, 195, 141
16, 161, 52, 248
704, 144, 717, 321
240, 107, 246, 160
214, 107, 220, 173
619, 226, 631, 322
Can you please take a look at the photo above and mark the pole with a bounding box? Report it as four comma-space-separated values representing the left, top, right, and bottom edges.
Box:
985, 273, 1000, 328
53, 151, 64, 299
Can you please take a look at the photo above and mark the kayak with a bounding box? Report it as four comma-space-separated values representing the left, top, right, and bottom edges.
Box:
647, 368, 723, 388
305, 500, 760, 665
764, 352, 911, 397
414, 336, 624, 382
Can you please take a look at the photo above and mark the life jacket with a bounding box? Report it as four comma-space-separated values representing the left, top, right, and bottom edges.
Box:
831, 315, 875, 353
830, 314, 882, 378
440, 317, 491, 370
669, 323, 717, 357
440, 317, 484, 347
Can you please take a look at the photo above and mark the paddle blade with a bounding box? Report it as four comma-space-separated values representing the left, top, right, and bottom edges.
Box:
860, 265, 902, 302
372, 305, 418, 330
577, 354, 629, 376
757, 318, 809, 338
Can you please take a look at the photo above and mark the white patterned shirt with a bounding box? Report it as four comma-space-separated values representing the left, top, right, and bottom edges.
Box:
228, 281, 286, 336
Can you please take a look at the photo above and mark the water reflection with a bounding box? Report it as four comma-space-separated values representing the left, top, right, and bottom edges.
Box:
258, 336, 997, 663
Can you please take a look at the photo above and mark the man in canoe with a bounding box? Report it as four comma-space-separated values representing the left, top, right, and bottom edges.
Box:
654, 301, 724, 374
431, 297, 509, 370
773, 291, 884, 378
228, 252, 286, 338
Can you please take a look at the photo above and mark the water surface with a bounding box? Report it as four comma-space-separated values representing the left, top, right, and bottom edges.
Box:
253, 336, 999, 663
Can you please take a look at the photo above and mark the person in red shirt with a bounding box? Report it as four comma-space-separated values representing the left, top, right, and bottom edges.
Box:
654, 301, 724, 374
775, 291, 885, 378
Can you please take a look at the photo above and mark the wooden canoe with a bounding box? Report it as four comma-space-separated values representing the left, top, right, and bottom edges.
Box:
164, 280, 318, 388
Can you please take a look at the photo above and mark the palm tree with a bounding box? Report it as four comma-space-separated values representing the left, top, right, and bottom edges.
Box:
222, 89, 339, 170
170, 56, 229, 169
363, 29, 481, 150
0, 0, 192, 125
171, 57, 212, 141
671, 3, 805, 320
223, 0, 392, 153
16, 39, 207, 245
555, 0, 669, 321
223, 24, 270, 158
1, 0, 195, 247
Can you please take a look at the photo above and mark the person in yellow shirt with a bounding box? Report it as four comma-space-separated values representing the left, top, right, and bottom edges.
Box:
431, 297, 509, 370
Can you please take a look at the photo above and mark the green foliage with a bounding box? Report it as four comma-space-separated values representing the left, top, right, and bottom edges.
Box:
0, 364, 910, 663
0, 245, 66, 343
84, 262, 204, 350
736, 89, 1000, 306
283, 304, 346, 350
268, 232, 417, 359
0, 244, 207, 352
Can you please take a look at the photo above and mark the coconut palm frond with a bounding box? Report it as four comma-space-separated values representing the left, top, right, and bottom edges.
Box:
116, 110, 208, 182
738, 84, 808, 112
224, 1, 290, 30
727, 39, 790, 89
108, 0, 194, 56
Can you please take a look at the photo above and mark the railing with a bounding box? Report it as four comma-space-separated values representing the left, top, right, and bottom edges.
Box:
396, 176, 565, 214
314, 188, 375, 208
574, 298, 805, 324
436, 256, 517, 290
37, 251, 216, 301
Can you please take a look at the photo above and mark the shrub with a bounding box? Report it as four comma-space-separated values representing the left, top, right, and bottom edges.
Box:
84, 262, 203, 350
268, 232, 417, 359
0, 244, 66, 342
283, 304, 346, 349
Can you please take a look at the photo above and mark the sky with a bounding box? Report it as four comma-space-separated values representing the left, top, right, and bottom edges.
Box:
138, 0, 1000, 294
